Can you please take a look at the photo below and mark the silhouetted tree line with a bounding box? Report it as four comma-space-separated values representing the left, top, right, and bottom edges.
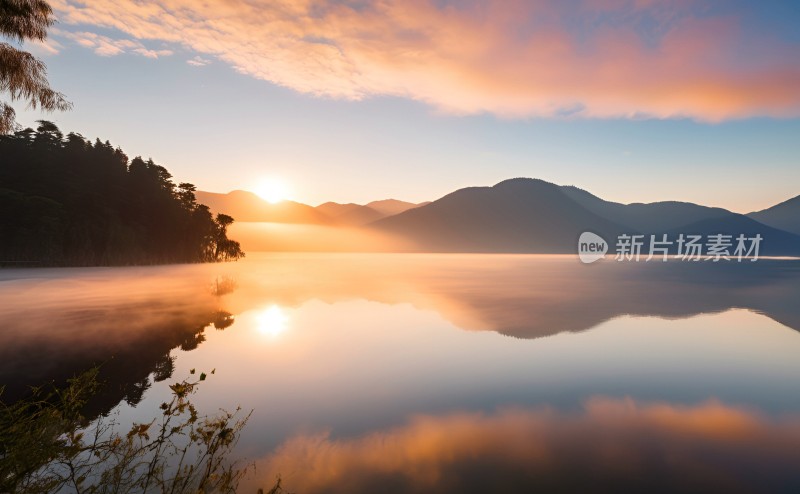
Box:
0, 121, 244, 265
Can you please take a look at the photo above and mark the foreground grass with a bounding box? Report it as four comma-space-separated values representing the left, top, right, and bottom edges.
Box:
0, 368, 278, 493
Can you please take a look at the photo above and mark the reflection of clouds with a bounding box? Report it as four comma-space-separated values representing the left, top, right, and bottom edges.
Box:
257, 305, 289, 338
253, 398, 800, 493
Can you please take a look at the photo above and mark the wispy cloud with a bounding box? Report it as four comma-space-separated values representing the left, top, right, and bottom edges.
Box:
58, 30, 173, 59
26, 37, 63, 56
50, 0, 800, 121
186, 55, 211, 67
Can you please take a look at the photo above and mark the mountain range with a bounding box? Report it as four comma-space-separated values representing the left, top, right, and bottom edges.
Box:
317, 199, 429, 226
197, 190, 426, 226
748, 195, 800, 235
195, 190, 333, 224
199, 179, 800, 256
372, 178, 800, 255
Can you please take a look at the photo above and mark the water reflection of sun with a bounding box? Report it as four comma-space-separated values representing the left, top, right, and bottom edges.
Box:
257, 305, 289, 337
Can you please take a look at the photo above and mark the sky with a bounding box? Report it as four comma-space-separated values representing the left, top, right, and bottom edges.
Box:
13, 0, 800, 212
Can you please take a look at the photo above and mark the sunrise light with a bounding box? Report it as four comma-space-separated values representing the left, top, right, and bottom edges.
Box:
256, 305, 289, 337
255, 178, 291, 204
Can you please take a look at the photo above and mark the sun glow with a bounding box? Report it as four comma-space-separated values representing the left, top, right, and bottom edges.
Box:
255, 178, 291, 204
257, 305, 289, 337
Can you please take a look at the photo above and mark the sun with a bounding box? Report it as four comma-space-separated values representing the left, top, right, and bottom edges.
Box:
254, 178, 290, 204
256, 305, 289, 337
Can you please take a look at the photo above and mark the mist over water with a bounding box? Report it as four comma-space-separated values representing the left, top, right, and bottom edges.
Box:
227, 223, 413, 252
3, 254, 800, 492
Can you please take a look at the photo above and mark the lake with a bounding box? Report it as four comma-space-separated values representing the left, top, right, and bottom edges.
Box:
2, 254, 800, 492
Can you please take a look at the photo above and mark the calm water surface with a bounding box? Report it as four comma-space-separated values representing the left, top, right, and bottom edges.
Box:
2, 254, 800, 492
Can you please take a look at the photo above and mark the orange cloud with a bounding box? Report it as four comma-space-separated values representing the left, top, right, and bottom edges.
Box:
58, 30, 173, 58
249, 398, 800, 493
51, 0, 800, 121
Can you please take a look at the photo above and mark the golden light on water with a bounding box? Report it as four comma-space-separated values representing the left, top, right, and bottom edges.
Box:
257, 305, 289, 337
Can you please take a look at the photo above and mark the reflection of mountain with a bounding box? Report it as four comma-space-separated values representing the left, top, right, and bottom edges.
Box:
221, 255, 800, 339
433, 260, 800, 338
748, 194, 800, 235
371, 178, 800, 255
2, 255, 799, 417
196, 190, 333, 224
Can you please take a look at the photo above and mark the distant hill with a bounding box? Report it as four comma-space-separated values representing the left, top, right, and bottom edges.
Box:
371, 178, 631, 253
371, 178, 800, 255
367, 199, 426, 216
748, 195, 800, 235
317, 202, 368, 218
315, 199, 428, 226
196, 190, 333, 224
667, 214, 800, 257
316, 202, 384, 226
561, 186, 732, 233
196, 192, 427, 226
195, 182, 800, 256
